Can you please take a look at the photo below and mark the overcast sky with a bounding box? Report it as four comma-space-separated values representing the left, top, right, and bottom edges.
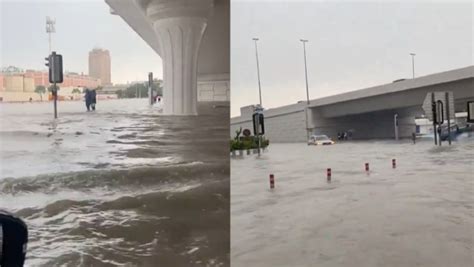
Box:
231, 0, 473, 117
1, 0, 162, 84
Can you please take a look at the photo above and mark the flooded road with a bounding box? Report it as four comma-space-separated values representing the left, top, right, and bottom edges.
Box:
0, 99, 230, 266
231, 138, 473, 267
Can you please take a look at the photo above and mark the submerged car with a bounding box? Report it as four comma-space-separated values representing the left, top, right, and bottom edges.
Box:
308, 135, 335, 145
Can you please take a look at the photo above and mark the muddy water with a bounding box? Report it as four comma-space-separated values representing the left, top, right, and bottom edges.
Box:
0, 99, 230, 266
231, 137, 473, 267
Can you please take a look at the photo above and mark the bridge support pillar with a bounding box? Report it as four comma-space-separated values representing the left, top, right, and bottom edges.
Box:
147, 0, 212, 115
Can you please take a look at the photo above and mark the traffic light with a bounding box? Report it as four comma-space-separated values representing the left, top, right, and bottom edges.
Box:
252, 112, 265, 135
431, 101, 437, 123
45, 52, 63, 83
468, 101, 474, 123
44, 55, 50, 68
436, 100, 444, 125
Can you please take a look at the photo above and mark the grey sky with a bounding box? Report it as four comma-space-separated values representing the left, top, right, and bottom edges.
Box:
231, 0, 473, 117
1, 0, 162, 84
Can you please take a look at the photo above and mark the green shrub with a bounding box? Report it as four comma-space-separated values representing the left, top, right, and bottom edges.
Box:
230, 136, 269, 151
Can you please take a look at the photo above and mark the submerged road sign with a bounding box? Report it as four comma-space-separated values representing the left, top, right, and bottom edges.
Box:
422, 92, 454, 121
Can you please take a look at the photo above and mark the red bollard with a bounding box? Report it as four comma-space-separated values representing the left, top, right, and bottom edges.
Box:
269, 174, 275, 189
365, 163, 369, 172
392, 159, 396, 168
327, 168, 332, 182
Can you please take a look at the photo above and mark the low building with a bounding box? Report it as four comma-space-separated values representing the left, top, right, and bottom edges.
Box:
0, 69, 102, 102
23, 70, 101, 88
3, 75, 34, 92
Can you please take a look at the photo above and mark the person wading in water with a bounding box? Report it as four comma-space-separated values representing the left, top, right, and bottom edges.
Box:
90, 89, 97, 111
84, 88, 92, 111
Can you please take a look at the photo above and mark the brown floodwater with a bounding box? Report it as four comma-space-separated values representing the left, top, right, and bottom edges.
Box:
0, 99, 230, 266
231, 138, 473, 267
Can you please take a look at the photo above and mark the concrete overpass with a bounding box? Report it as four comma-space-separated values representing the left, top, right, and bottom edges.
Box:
105, 0, 229, 115
231, 66, 474, 142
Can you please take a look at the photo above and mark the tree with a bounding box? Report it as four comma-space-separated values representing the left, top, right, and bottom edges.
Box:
35, 85, 46, 101
152, 79, 163, 96
72, 88, 81, 94
115, 81, 164, 99
48, 85, 60, 92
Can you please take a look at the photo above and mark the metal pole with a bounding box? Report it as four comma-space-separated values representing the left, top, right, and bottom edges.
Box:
46, 17, 55, 56
410, 53, 416, 78
445, 92, 451, 145
51, 51, 58, 119
148, 72, 153, 105
53, 83, 57, 119
301, 40, 310, 104
48, 33, 52, 55
394, 113, 399, 140
256, 113, 261, 156
253, 38, 262, 106
432, 93, 437, 145
301, 39, 310, 140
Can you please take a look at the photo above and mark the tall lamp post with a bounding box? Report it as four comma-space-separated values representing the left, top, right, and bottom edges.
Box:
46, 16, 55, 55
300, 39, 310, 140
252, 37, 264, 156
253, 38, 262, 107
410, 53, 416, 79
45, 16, 55, 87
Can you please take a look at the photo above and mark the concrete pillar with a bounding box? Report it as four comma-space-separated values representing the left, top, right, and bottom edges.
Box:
147, 0, 212, 115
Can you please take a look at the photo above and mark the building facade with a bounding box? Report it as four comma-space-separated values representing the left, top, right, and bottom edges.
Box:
22, 70, 101, 88
0, 70, 101, 102
88, 48, 111, 86
2, 75, 35, 92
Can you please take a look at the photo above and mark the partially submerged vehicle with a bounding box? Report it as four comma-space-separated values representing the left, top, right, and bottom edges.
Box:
308, 135, 335, 145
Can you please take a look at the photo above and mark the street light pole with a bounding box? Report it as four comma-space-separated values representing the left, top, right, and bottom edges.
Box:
410, 53, 416, 78
300, 39, 310, 140
253, 38, 262, 107
300, 39, 310, 104
46, 16, 55, 55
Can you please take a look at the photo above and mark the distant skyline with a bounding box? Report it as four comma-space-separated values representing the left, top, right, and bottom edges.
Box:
231, 0, 473, 117
1, 0, 163, 84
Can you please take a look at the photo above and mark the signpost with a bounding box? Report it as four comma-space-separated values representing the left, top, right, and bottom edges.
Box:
252, 105, 265, 156
45, 51, 63, 119
422, 92, 454, 145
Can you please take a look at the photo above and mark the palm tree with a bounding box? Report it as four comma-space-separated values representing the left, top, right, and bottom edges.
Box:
34, 85, 46, 101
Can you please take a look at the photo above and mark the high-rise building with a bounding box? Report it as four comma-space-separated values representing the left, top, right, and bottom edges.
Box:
88, 48, 111, 85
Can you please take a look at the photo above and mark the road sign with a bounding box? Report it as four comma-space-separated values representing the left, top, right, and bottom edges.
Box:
422, 92, 454, 121
243, 129, 251, 137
